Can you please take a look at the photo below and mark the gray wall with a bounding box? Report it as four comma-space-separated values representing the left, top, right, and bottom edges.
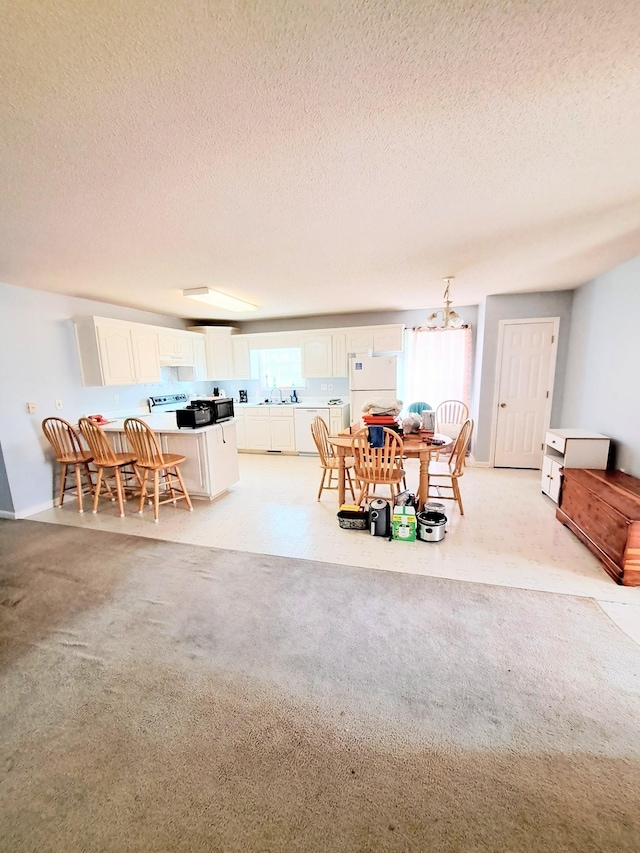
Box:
0, 444, 14, 514
561, 256, 640, 477
0, 282, 213, 517
473, 290, 574, 463
227, 306, 479, 335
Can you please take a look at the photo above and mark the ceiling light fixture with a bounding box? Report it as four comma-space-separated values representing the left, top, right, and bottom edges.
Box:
425, 277, 463, 329
182, 287, 258, 312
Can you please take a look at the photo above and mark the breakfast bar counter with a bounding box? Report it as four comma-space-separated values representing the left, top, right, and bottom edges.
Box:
103, 416, 239, 500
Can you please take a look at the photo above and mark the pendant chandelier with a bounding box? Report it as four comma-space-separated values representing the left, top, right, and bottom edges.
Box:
425, 277, 463, 329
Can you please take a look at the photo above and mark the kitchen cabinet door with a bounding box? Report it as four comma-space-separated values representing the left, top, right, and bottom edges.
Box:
235, 413, 247, 450
232, 337, 251, 379
245, 415, 271, 450
345, 329, 374, 354
331, 333, 348, 377
131, 328, 161, 383
373, 325, 404, 353
205, 332, 234, 379
301, 334, 332, 378
270, 417, 296, 452
96, 323, 136, 385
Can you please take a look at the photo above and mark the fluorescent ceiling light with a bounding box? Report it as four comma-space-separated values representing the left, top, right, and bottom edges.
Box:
182, 287, 258, 312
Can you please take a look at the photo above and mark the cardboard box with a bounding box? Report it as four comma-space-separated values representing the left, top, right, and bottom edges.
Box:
392, 505, 416, 542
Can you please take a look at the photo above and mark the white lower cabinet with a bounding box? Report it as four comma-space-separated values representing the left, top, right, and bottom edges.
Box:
541, 428, 610, 503
242, 406, 296, 452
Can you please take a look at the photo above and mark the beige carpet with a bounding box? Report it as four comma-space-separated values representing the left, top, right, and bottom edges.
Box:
1, 519, 640, 852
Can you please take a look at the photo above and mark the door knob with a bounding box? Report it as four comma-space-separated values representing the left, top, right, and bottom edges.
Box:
500, 403, 507, 408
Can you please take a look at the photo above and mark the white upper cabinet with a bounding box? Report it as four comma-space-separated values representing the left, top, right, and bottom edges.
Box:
96, 323, 137, 385
75, 317, 159, 386
301, 334, 333, 378
345, 329, 374, 354
131, 328, 162, 383
331, 333, 348, 377
158, 331, 195, 365
344, 324, 404, 355
232, 337, 251, 380
188, 326, 250, 380
372, 325, 404, 353
176, 335, 208, 382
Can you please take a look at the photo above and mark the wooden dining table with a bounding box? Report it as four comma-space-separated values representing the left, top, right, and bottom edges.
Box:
327, 425, 454, 511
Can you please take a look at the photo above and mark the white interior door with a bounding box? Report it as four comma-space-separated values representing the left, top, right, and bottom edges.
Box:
493, 320, 558, 468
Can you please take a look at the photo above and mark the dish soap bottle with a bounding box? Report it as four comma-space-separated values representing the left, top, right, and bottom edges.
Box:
291, 389, 298, 403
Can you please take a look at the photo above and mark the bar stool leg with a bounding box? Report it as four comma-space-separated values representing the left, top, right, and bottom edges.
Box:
74, 463, 84, 513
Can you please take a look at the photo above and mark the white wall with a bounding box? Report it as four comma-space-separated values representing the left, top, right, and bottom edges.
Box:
0, 283, 212, 517
560, 256, 640, 477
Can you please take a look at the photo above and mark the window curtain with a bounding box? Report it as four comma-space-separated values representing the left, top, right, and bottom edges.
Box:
398, 326, 472, 411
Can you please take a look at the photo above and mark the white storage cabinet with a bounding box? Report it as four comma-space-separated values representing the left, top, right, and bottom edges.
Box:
541, 429, 610, 503
243, 406, 296, 453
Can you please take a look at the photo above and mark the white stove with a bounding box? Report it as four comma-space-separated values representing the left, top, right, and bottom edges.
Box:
148, 393, 188, 414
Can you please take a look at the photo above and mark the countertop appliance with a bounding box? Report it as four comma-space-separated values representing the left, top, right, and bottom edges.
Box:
369, 498, 391, 537
417, 503, 447, 542
176, 397, 234, 429
176, 406, 214, 429
349, 355, 397, 420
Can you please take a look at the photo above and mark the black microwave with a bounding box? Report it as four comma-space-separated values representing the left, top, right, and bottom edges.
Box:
176, 397, 235, 429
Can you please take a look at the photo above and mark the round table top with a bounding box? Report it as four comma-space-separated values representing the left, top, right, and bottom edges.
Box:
327, 429, 454, 454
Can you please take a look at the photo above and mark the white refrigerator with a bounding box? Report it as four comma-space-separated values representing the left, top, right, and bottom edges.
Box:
349, 355, 398, 418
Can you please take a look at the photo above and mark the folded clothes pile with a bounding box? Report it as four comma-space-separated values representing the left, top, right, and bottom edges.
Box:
359, 397, 403, 417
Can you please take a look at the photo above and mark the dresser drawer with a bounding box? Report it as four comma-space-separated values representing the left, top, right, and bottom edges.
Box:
545, 431, 566, 453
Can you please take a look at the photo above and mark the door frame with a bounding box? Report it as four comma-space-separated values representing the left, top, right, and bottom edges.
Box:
489, 317, 560, 468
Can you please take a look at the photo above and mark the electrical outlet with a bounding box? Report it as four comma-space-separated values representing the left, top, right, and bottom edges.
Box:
321, 384, 327, 391
327, 384, 333, 391
27, 402, 36, 414
113, 394, 119, 404
55, 399, 63, 410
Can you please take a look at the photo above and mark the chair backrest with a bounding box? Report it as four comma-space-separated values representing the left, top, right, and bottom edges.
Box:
407, 401, 432, 414
42, 417, 86, 461
435, 400, 469, 438
310, 416, 334, 465
78, 417, 119, 466
448, 418, 474, 476
352, 427, 404, 481
124, 418, 164, 467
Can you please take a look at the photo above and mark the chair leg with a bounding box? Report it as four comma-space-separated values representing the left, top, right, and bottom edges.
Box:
317, 468, 327, 500
452, 477, 464, 515
153, 470, 160, 523
174, 466, 192, 511
93, 468, 103, 513
114, 467, 126, 517
58, 463, 68, 508
345, 467, 356, 501
357, 483, 368, 506
138, 468, 149, 513
74, 464, 84, 513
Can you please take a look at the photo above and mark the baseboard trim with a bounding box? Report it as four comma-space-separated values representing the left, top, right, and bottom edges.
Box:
0, 510, 16, 520
14, 498, 56, 519
469, 456, 491, 468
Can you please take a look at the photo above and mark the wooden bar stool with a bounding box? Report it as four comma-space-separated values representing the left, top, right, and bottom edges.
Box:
41, 417, 94, 513
124, 418, 193, 523
78, 417, 139, 518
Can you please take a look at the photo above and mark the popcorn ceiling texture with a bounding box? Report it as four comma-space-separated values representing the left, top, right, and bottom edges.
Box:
1, 1, 640, 319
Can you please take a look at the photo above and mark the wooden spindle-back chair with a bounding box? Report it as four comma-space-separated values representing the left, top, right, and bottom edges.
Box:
123, 418, 192, 522
41, 417, 94, 513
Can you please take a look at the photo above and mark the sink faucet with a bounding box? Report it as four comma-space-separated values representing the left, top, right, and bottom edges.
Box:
269, 387, 283, 404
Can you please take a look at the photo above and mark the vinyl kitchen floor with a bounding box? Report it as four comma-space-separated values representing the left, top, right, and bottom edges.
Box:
31, 453, 640, 643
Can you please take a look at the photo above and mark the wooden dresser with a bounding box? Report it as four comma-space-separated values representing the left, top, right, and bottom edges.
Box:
557, 469, 640, 586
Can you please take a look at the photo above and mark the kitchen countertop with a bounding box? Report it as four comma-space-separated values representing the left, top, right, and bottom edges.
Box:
234, 401, 349, 409
101, 414, 237, 435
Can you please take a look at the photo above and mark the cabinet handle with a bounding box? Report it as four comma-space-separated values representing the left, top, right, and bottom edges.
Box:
500, 403, 507, 408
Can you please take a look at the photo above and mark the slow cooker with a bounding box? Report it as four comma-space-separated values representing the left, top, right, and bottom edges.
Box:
417, 502, 447, 542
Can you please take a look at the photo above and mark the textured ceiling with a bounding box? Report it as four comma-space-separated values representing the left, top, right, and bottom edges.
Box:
2, 1, 640, 321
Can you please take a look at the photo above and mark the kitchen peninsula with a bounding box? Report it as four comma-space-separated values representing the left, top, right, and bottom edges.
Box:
103, 414, 239, 500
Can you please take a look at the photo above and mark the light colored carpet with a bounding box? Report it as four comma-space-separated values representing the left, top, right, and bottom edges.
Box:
1, 519, 640, 852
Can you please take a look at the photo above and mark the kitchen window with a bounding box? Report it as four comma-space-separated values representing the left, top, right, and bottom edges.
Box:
250, 347, 306, 390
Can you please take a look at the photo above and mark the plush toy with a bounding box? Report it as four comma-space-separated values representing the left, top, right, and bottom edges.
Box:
402, 413, 422, 434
